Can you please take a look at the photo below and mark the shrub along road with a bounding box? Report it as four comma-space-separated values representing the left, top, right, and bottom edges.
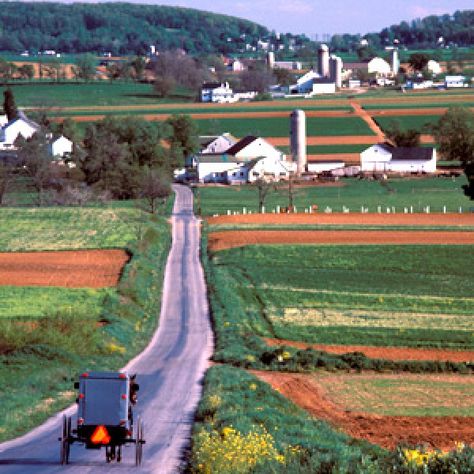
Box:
0, 185, 214, 473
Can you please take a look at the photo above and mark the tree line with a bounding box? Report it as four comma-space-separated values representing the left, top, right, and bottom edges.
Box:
0, 2, 268, 55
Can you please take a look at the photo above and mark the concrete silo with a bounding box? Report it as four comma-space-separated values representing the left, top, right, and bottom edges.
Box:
266, 51, 275, 69
290, 109, 307, 176
329, 55, 343, 88
318, 43, 330, 78
391, 49, 400, 75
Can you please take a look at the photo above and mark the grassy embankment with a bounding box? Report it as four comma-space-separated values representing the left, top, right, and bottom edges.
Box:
0, 204, 171, 441
195, 177, 471, 216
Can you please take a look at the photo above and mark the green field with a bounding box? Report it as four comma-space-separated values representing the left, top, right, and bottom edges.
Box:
280, 144, 367, 154
0, 207, 144, 251
208, 244, 474, 350
374, 114, 442, 133
8, 82, 194, 107
195, 116, 375, 137
196, 177, 470, 216
364, 101, 474, 110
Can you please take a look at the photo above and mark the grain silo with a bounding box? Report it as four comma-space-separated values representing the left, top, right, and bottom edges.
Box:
391, 49, 400, 75
329, 55, 343, 88
318, 44, 330, 78
290, 109, 307, 176
266, 51, 275, 69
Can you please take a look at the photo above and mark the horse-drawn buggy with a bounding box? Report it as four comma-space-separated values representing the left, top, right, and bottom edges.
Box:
59, 371, 145, 465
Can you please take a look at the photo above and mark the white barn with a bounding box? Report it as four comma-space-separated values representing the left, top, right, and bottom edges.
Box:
368, 57, 392, 76
360, 143, 437, 173
199, 133, 238, 154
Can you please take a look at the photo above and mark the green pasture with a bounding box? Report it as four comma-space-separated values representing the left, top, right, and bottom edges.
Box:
315, 373, 474, 417
280, 144, 367, 154
364, 101, 474, 110
7, 82, 194, 108
210, 244, 474, 349
196, 176, 470, 216
0, 286, 109, 319
0, 207, 144, 251
373, 114, 441, 132
195, 116, 375, 137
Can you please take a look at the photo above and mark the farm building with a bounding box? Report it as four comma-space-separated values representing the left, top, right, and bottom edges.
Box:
199, 133, 238, 155
289, 70, 321, 94
445, 76, 468, 88
360, 143, 437, 173
368, 57, 392, 76
201, 82, 235, 103
0, 112, 39, 150
427, 60, 442, 75
307, 160, 345, 174
49, 135, 73, 158
193, 135, 290, 183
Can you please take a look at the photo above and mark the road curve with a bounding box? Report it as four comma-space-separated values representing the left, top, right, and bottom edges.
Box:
0, 184, 214, 473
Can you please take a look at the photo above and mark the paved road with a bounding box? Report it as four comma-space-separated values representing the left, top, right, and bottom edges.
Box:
0, 185, 214, 473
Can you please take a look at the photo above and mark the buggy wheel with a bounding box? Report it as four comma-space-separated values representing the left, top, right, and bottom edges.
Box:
135, 418, 144, 467
59, 415, 71, 465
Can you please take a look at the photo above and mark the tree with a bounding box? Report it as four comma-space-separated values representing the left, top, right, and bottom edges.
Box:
17, 64, 35, 80
0, 161, 14, 206
408, 53, 429, 72
254, 178, 273, 213
273, 68, 293, 87
385, 121, 421, 147
3, 88, 18, 121
73, 54, 96, 82
153, 75, 176, 98
130, 56, 146, 81
137, 167, 171, 213
240, 67, 275, 93
432, 107, 474, 199
166, 114, 198, 168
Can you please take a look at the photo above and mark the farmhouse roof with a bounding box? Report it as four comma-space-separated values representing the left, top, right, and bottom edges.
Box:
226, 135, 258, 155
391, 147, 434, 161
196, 153, 241, 164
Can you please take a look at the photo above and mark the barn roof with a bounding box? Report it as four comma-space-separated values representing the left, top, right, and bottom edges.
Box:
391, 147, 434, 161
226, 135, 258, 155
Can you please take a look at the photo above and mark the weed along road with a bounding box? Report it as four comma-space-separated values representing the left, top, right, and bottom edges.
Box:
0, 184, 214, 473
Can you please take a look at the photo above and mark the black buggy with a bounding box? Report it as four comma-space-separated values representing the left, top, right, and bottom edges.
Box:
59, 371, 145, 465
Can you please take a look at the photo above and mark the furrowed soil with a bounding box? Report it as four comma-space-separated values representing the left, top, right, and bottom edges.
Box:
207, 230, 474, 251
207, 213, 474, 227
265, 338, 474, 363
0, 249, 129, 288
252, 371, 474, 450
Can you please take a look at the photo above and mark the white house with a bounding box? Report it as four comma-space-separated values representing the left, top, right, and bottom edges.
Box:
360, 143, 437, 173
0, 113, 40, 150
445, 76, 467, 88
368, 57, 392, 76
49, 135, 73, 158
427, 60, 442, 75
201, 82, 235, 103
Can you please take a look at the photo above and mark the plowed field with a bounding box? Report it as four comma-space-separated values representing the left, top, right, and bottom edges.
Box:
208, 230, 474, 251
0, 249, 129, 288
265, 338, 474, 363
207, 213, 474, 227
253, 371, 474, 450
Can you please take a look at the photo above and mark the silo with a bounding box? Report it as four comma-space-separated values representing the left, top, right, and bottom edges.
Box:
266, 51, 275, 69
318, 43, 330, 78
391, 49, 400, 75
330, 55, 343, 88
290, 109, 307, 176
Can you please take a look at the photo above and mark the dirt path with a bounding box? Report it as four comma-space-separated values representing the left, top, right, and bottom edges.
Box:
252, 371, 474, 450
0, 249, 129, 288
265, 338, 474, 363
207, 213, 474, 227
207, 230, 474, 251
351, 102, 385, 140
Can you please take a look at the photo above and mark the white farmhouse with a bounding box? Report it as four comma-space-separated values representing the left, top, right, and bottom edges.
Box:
360, 143, 436, 173
0, 113, 40, 150
445, 76, 467, 88
199, 133, 238, 154
200, 82, 235, 103
368, 57, 392, 76
427, 60, 442, 75
49, 135, 73, 158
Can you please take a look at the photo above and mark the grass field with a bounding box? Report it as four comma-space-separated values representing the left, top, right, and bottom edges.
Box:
315, 373, 474, 417
374, 115, 442, 133
195, 116, 375, 137
280, 144, 368, 154
196, 177, 470, 216
0, 207, 144, 251
209, 244, 474, 350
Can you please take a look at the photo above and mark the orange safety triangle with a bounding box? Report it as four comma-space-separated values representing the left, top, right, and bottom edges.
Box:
90, 425, 111, 445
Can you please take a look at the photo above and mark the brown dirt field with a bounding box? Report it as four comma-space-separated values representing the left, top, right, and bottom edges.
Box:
264, 338, 474, 363
0, 249, 129, 288
252, 370, 474, 450
351, 102, 385, 140
207, 230, 474, 251
207, 213, 474, 227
